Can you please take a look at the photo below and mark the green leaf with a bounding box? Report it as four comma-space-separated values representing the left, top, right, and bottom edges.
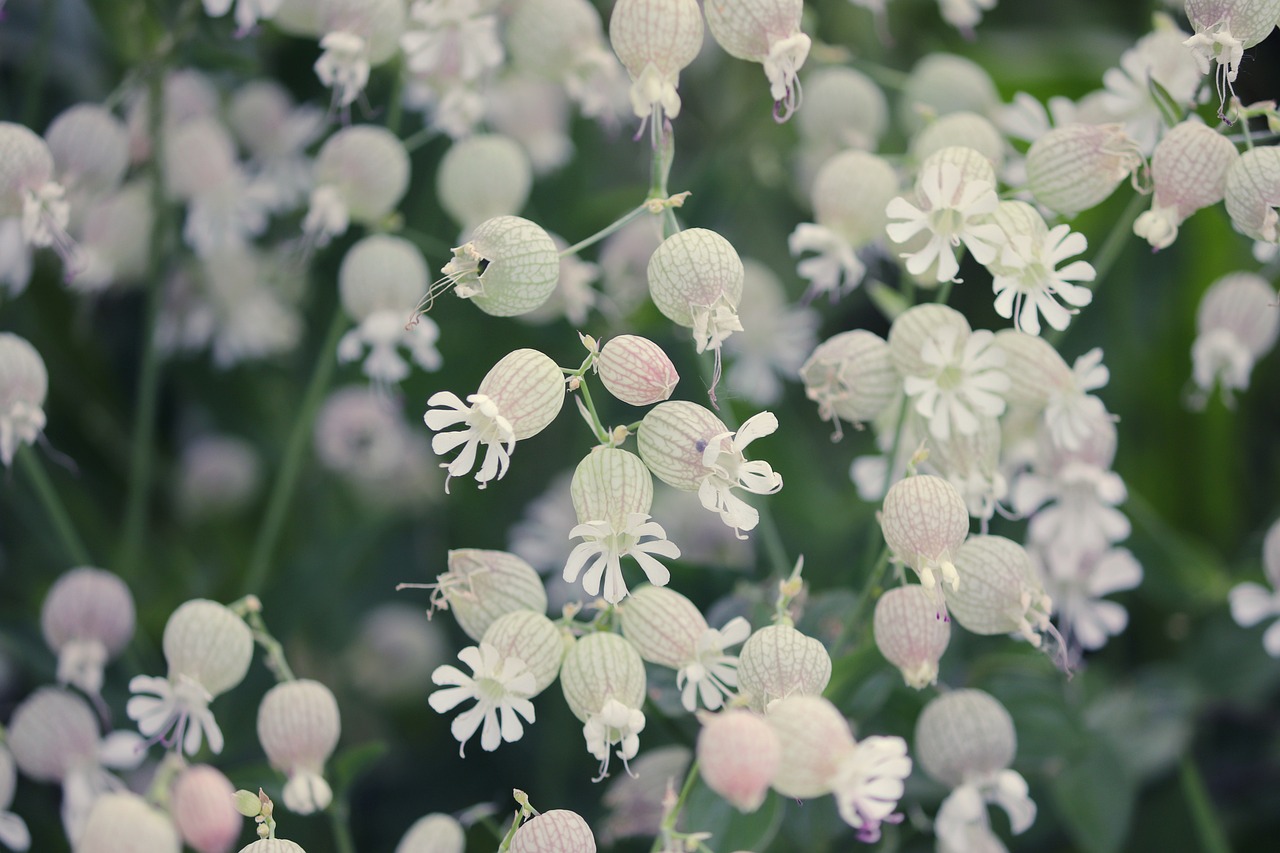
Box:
1051, 734, 1135, 853
682, 779, 784, 852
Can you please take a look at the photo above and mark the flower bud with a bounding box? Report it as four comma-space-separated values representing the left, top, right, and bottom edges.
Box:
797, 67, 887, 153
1026, 123, 1143, 216
442, 216, 560, 317
810, 150, 900, 248
309, 124, 409, 232
238, 840, 306, 853
915, 688, 1016, 787
395, 813, 465, 853
7, 687, 100, 783
765, 695, 854, 798
608, 0, 705, 124
571, 447, 655, 528
1191, 271, 1280, 398
800, 330, 899, 432
559, 632, 647, 723
886, 303, 971, 379
0, 330, 48, 467
434, 549, 548, 642
45, 104, 129, 197
736, 624, 831, 710
437, 135, 533, 232
948, 535, 1054, 646
647, 228, 745, 354
511, 809, 597, 853
704, 0, 810, 119
596, 335, 679, 406
170, 765, 240, 853
258, 679, 341, 814
1134, 121, 1237, 249
900, 54, 999, 134
911, 112, 1004, 171
1224, 146, 1280, 243
477, 348, 566, 439
873, 584, 950, 688
636, 400, 729, 491
163, 599, 254, 697
78, 792, 180, 853
41, 567, 135, 696
618, 584, 707, 668
879, 474, 970, 592
697, 709, 781, 812
481, 610, 567, 695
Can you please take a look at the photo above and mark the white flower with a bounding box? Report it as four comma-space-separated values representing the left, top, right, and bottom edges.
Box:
428, 643, 536, 756
1228, 518, 1280, 657
1099, 28, 1202, 152
1038, 546, 1142, 654
401, 0, 504, 84
1014, 458, 1130, 567
697, 412, 784, 538
126, 674, 223, 756
584, 698, 646, 782
1044, 347, 1110, 451
935, 772, 1036, 853
938, 0, 996, 35
424, 392, 516, 491
788, 223, 866, 302
563, 512, 681, 605
902, 327, 1009, 441
315, 31, 371, 110
676, 616, 750, 712
338, 312, 442, 384
992, 225, 1095, 335
202, 0, 282, 34
831, 736, 911, 843
885, 162, 1004, 284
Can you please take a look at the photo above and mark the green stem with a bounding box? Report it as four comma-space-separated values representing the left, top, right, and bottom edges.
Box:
20, 0, 59, 127
243, 308, 347, 596
574, 380, 611, 444
559, 204, 649, 258
328, 799, 357, 853
402, 125, 436, 153
17, 447, 92, 566
1179, 755, 1232, 853
651, 760, 701, 853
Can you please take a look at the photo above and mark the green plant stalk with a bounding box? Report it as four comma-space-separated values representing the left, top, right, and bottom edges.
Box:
1179, 755, 1232, 853
575, 380, 612, 444
650, 759, 702, 853
243, 308, 347, 596
20, 0, 59, 127
559, 204, 649, 258
18, 447, 92, 566
328, 799, 357, 853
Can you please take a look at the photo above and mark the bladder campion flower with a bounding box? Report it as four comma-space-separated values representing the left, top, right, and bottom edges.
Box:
873, 584, 951, 688
511, 809, 597, 853
559, 632, 648, 781
257, 680, 341, 814
879, 474, 971, 593
40, 567, 136, 697
703, 0, 811, 120
608, 0, 705, 140
428, 643, 537, 756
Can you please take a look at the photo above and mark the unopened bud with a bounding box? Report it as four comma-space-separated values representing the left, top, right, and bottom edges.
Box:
736, 624, 831, 710
1224, 146, 1280, 243
257, 680, 341, 815
697, 709, 780, 812
511, 809, 597, 853
171, 765, 240, 853
873, 585, 950, 689
1027, 123, 1143, 216
596, 335, 680, 406
395, 813, 465, 853
914, 688, 1016, 787
879, 475, 970, 592
437, 135, 533, 232
1135, 121, 1238, 250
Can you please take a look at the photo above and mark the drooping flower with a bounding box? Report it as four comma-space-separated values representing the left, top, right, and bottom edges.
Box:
879, 474, 971, 593
873, 584, 951, 689
559, 632, 648, 781
257, 680, 342, 814
0, 332, 47, 467
608, 0, 705, 140
1182, 0, 1280, 115
703, 0, 811, 120
428, 643, 537, 756
0, 742, 29, 852
1188, 271, 1280, 407
1033, 545, 1142, 655
1228, 517, 1280, 657
40, 567, 136, 698
831, 736, 912, 844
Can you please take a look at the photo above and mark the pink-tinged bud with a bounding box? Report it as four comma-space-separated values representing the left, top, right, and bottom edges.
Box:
911, 113, 1004, 171
78, 792, 180, 853
478, 348, 566, 439
873, 585, 950, 688
736, 624, 831, 710
1191, 271, 1280, 398
437, 135, 533, 232
1026, 123, 1143, 216
257, 680, 341, 815
914, 689, 1016, 787
636, 401, 728, 491
704, 0, 810, 120
45, 104, 129, 197
571, 447, 655, 528
765, 695, 854, 798
395, 813, 465, 853
312, 124, 410, 224
618, 584, 707, 668
886, 304, 971, 379
1224, 146, 1280, 243
238, 840, 306, 853
7, 687, 99, 783
608, 0, 705, 124
810, 150, 900, 248
442, 216, 560, 317
697, 709, 780, 812
949, 536, 1054, 646
1133, 121, 1237, 249
900, 54, 999, 135
559, 632, 646, 722
170, 765, 240, 853
511, 809, 597, 853
800, 330, 899, 433
40, 567, 135, 696
481, 610, 567, 695
163, 599, 254, 697
596, 335, 679, 406
432, 549, 548, 642
648, 228, 745, 355
879, 475, 970, 593
0, 332, 48, 467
